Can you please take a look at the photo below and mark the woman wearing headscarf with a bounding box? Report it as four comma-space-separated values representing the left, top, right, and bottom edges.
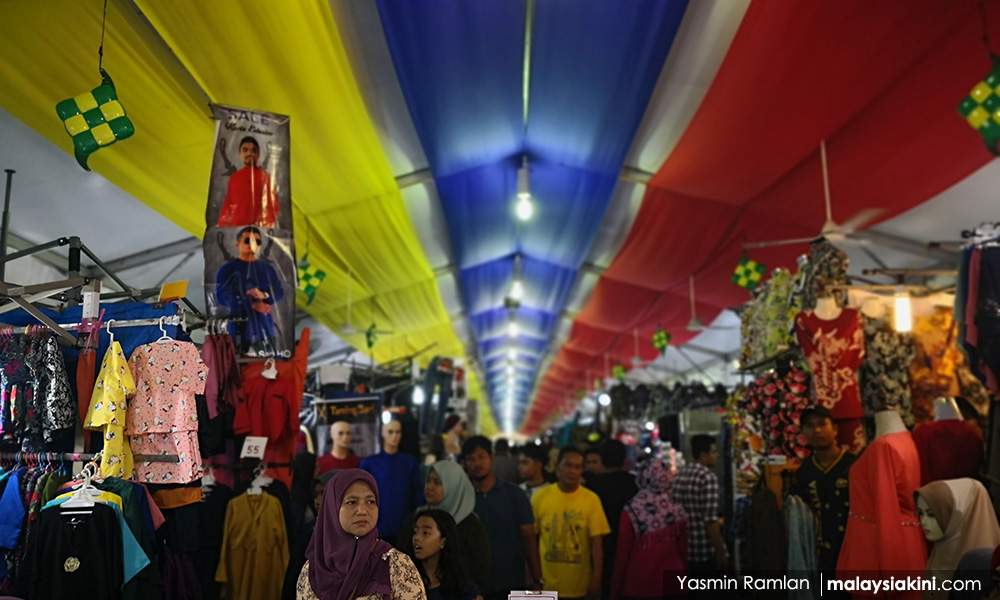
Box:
610, 458, 688, 600
396, 461, 491, 591
915, 478, 1000, 599
296, 469, 427, 600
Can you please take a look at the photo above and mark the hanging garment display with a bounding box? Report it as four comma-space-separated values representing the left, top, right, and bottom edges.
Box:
234, 374, 299, 443
126, 340, 209, 484
744, 366, 812, 461
84, 341, 136, 479
859, 311, 915, 427
202, 333, 244, 420
215, 491, 289, 600
910, 308, 964, 423
795, 308, 865, 453
800, 239, 849, 311
837, 431, 926, 580
911, 419, 984, 486
0, 333, 75, 451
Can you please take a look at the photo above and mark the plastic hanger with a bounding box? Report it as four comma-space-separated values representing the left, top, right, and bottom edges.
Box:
247, 462, 273, 495
261, 358, 278, 380
156, 316, 174, 344
61, 462, 105, 513
201, 465, 217, 495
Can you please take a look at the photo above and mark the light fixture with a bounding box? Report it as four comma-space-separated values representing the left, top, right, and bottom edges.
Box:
506, 365, 515, 375
645, 421, 655, 431
507, 321, 519, 337
381, 410, 392, 425
516, 196, 534, 221
598, 393, 611, 407
412, 386, 425, 406
510, 279, 524, 301
894, 286, 913, 333
508, 348, 517, 360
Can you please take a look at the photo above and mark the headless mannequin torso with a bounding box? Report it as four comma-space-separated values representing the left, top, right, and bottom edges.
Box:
813, 296, 843, 321
874, 409, 906, 438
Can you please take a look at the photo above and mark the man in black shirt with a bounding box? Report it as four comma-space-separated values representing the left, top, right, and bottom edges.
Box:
795, 406, 856, 578
583, 440, 638, 600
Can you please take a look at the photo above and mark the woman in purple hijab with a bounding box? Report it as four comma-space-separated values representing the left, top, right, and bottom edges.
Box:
296, 469, 427, 600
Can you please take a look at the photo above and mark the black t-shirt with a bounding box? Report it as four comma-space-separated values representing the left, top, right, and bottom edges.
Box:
21, 502, 124, 600
795, 450, 856, 572
584, 470, 639, 539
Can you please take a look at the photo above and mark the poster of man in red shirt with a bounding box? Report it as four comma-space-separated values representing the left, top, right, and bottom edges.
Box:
204, 105, 295, 360
216, 136, 279, 228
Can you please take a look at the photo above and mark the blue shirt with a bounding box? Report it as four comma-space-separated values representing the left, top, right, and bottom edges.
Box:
0, 468, 25, 550
474, 477, 534, 594
360, 451, 425, 538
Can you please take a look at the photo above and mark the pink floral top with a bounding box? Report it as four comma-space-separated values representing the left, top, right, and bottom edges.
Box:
125, 341, 208, 435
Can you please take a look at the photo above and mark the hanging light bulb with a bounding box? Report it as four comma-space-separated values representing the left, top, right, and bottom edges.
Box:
510, 279, 524, 301
382, 410, 392, 425
508, 348, 517, 360
515, 196, 534, 221
412, 386, 425, 406
598, 393, 611, 407
508, 321, 519, 337
894, 286, 913, 333
506, 365, 515, 375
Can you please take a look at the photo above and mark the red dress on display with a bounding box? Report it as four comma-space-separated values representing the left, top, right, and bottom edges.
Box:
911, 419, 984, 485
836, 431, 926, 598
795, 308, 866, 453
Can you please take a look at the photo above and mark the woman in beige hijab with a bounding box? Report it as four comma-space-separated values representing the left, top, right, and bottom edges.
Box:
915, 478, 1000, 599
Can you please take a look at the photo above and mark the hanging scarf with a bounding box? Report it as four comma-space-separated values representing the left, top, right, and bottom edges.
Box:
916, 478, 1000, 577
418, 460, 475, 525
306, 469, 393, 600
624, 459, 687, 548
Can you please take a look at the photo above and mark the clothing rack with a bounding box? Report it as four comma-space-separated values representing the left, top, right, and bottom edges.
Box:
0, 451, 179, 463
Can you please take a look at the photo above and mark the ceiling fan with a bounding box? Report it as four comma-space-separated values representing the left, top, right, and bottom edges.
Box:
338, 269, 394, 337
744, 140, 884, 249
687, 275, 739, 333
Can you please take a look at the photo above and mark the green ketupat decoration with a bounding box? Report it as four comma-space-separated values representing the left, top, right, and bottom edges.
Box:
366, 323, 377, 350
612, 363, 626, 382
732, 255, 766, 290
297, 253, 326, 304
958, 56, 1000, 155
652, 328, 671, 355
55, 70, 134, 171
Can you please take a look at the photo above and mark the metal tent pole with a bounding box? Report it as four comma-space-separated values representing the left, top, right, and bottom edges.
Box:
1, 170, 15, 281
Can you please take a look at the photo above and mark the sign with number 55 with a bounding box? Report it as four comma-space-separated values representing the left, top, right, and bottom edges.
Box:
241, 436, 268, 459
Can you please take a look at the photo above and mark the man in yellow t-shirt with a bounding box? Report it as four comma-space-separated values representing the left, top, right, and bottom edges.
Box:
531, 445, 611, 600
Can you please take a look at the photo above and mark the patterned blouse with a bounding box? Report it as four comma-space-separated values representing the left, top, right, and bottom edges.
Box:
296, 549, 427, 600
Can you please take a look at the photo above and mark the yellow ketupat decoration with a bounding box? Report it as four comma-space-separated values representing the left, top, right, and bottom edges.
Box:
958, 56, 1000, 155
296, 253, 326, 305
55, 69, 135, 171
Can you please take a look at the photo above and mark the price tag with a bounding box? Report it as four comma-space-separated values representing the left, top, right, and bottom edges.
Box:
240, 436, 268, 459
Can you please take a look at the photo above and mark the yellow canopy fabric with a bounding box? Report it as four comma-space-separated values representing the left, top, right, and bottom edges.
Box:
0, 0, 494, 433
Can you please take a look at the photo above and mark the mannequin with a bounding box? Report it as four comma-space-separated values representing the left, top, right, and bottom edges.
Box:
837, 407, 926, 587
315, 420, 361, 475
875, 408, 907, 437
795, 299, 865, 453
358, 419, 425, 539
912, 401, 983, 485
813, 296, 843, 321
933, 397, 961, 421
914, 479, 1000, 599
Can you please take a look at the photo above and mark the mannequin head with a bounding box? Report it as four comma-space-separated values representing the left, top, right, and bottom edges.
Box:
382, 419, 402, 454
330, 420, 352, 454
915, 495, 945, 542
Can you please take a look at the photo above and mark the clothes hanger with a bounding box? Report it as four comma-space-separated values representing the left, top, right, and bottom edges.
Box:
156, 316, 174, 344
61, 462, 105, 514
106, 319, 116, 347
261, 357, 278, 380
247, 462, 272, 495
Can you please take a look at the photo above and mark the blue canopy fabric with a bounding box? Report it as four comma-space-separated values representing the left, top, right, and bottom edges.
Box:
376, 0, 690, 424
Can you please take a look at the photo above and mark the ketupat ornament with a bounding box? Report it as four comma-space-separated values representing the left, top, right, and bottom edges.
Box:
365, 323, 377, 350
958, 56, 1000, 155
651, 327, 671, 355
732, 255, 766, 290
612, 363, 627, 382
55, 69, 134, 171
297, 254, 326, 305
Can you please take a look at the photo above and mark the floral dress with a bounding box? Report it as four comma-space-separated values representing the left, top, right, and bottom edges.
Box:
126, 341, 208, 483
745, 366, 812, 461
84, 341, 136, 478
